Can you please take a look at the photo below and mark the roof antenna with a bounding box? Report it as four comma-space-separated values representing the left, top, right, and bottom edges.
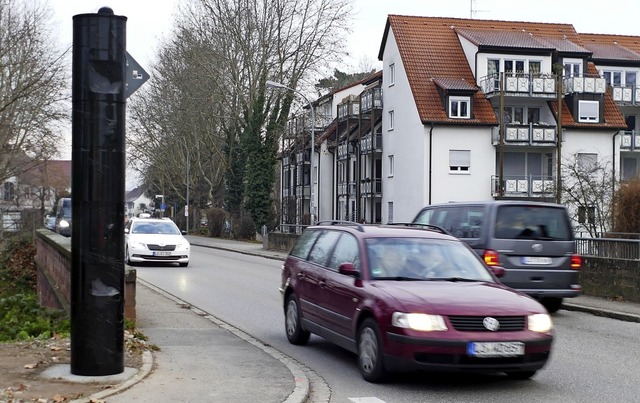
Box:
470, 0, 489, 19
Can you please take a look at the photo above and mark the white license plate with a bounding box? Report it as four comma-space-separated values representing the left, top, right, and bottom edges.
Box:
522, 256, 552, 265
153, 251, 171, 256
467, 342, 524, 357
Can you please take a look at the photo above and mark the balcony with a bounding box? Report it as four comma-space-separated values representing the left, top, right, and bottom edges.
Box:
610, 85, 640, 105
296, 150, 310, 164
563, 74, 606, 94
620, 130, 640, 151
361, 87, 382, 113
337, 142, 354, 160
338, 98, 360, 121
492, 124, 556, 145
480, 73, 556, 98
360, 133, 383, 154
360, 179, 382, 197
491, 175, 555, 198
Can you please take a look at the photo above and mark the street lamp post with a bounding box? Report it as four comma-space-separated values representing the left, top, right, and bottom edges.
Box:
266, 80, 316, 225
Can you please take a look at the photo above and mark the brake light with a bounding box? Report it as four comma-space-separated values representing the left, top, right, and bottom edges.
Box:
483, 249, 500, 266
570, 254, 582, 269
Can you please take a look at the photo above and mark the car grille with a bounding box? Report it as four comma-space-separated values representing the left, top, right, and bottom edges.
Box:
447, 315, 525, 331
147, 244, 177, 251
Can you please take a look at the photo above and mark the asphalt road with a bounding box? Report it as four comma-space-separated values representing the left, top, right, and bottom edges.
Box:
135, 245, 640, 403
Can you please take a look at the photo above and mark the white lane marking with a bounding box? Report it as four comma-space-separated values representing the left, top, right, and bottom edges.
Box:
348, 398, 387, 403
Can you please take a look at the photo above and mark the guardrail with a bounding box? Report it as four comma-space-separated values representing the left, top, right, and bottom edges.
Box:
576, 237, 640, 260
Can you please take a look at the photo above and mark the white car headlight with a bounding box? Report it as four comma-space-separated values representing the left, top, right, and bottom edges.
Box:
392, 312, 448, 331
59, 220, 70, 228
528, 313, 553, 333
175, 242, 190, 251
129, 241, 146, 249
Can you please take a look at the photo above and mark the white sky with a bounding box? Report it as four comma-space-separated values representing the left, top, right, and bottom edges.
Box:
47, 0, 640, 188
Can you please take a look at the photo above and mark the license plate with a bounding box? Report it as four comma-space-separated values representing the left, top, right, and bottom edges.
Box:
467, 342, 524, 357
522, 256, 552, 265
153, 251, 171, 256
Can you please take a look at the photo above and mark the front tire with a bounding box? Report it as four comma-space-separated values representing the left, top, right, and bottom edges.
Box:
125, 247, 134, 266
285, 294, 310, 345
541, 297, 563, 313
357, 318, 387, 383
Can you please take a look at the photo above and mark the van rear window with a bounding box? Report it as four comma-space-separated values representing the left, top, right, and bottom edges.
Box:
494, 206, 571, 240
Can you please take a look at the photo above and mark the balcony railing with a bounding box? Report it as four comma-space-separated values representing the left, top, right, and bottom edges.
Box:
361, 87, 382, 113
563, 74, 606, 94
360, 179, 382, 196
479, 73, 556, 98
492, 124, 556, 145
337, 142, 354, 159
611, 85, 640, 104
491, 175, 555, 198
620, 130, 640, 151
338, 100, 360, 121
360, 133, 383, 153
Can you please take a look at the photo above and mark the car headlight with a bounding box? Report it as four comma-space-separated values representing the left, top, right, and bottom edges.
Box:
392, 312, 448, 331
129, 241, 146, 249
528, 313, 553, 333
175, 242, 190, 251
59, 220, 70, 228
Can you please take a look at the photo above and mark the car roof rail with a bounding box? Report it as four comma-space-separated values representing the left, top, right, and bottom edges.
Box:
315, 220, 364, 232
384, 222, 450, 235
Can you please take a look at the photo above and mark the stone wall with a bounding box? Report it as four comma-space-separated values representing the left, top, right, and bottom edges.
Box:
580, 257, 640, 302
34, 229, 137, 321
267, 232, 298, 253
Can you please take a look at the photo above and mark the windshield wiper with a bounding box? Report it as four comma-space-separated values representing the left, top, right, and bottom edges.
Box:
438, 277, 481, 282
375, 276, 424, 281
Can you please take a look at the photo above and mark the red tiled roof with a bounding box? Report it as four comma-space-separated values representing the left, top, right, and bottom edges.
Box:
432, 77, 477, 92
380, 15, 626, 129
580, 33, 640, 56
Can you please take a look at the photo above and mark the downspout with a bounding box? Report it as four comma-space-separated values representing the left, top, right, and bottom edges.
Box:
429, 122, 434, 205
612, 131, 620, 230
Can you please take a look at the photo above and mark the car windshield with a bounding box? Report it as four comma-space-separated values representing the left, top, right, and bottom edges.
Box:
366, 237, 495, 282
132, 221, 181, 235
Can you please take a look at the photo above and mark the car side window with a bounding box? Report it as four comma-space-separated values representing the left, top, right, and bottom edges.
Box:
307, 230, 341, 266
327, 233, 360, 272
451, 206, 484, 239
290, 229, 321, 259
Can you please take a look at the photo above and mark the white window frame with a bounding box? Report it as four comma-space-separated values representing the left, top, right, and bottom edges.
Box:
578, 153, 598, 171
578, 100, 599, 123
388, 110, 394, 131
449, 150, 470, 173
388, 154, 394, 177
449, 96, 470, 119
389, 63, 395, 86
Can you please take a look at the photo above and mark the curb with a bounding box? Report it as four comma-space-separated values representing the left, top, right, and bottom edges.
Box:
561, 302, 640, 323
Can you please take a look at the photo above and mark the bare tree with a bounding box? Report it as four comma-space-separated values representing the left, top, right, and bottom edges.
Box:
0, 0, 69, 184
561, 154, 614, 237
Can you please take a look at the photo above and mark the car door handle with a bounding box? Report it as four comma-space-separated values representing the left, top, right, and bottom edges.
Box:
297, 272, 305, 280
318, 280, 326, 288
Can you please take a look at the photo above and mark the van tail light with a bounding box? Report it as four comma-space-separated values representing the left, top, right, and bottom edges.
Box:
570, 254, 582, 269
483, 249, 500, 266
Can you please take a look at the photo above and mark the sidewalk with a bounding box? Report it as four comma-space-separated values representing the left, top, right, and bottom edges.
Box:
73, 235, 640, 403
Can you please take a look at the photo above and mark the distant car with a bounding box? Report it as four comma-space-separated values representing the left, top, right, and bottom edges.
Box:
45, 216, 56, 231
54, 198, 72, 237
279, 221, 553, 383
124, 217, 190, 267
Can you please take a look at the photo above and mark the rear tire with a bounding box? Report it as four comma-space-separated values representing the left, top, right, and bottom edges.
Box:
357, 318, 387, 383
125, 247, 135, 266
285, 294, 310, 345
541, 297, 563, 313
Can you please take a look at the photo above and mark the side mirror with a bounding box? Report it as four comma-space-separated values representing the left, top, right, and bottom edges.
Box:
182, 230, 187, 235
490, 266, 506, 278
338, 262, 359, 278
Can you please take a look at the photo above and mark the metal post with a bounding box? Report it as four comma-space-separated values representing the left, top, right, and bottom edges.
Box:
186, 147, 190, 234
71, 7, 126, 375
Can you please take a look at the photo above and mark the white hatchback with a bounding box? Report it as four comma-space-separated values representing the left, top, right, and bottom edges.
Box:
124, 217, 190, 267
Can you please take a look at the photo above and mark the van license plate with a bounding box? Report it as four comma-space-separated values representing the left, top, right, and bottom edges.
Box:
522, 256, 552, 265
467, 342, 524, 357
153, 251, 171, 256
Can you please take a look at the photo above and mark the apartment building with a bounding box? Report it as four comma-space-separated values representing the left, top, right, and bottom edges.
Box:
279, 15, 640, 231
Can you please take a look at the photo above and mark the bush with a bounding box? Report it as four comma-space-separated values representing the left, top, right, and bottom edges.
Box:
0, 293, 69, 341
0, 235, 37, 294
235, 215, 256, 240
206, 208, 228, 237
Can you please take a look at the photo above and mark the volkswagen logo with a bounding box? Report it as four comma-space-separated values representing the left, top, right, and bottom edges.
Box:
483, 317, 500, 331
532, 243, 543, 252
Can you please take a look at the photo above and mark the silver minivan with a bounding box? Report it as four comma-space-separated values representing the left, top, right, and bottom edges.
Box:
412, 200, 582, 312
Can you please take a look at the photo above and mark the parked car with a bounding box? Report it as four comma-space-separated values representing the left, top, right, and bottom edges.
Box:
412, 201, 582, 313
124, 217, 190, 267
279, 221, 554, 383
55, 198, 72, 237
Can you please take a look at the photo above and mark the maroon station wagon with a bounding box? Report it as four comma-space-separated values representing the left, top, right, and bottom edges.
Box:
279, 221, 554, 383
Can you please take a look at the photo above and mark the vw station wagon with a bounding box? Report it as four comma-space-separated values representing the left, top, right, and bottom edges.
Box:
279, 221, 554, 383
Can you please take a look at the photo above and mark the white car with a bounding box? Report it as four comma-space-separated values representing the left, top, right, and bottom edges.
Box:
124, 217, 190, 267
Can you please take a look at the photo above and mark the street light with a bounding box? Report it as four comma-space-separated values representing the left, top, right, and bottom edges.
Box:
266, 80, 316, 225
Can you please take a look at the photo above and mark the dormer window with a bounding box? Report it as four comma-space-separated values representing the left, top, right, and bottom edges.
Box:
578, 100, 599, 123
449, 96, 471, 119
